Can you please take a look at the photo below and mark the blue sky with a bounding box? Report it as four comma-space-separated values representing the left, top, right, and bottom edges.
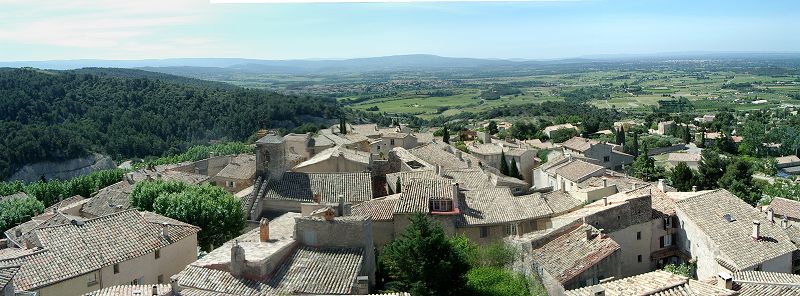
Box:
0, 0, 798, 61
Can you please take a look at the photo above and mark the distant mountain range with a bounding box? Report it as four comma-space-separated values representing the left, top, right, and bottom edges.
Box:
2, 52, 800, 74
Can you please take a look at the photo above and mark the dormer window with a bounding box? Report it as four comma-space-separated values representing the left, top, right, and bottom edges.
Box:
430, 199, 453, 212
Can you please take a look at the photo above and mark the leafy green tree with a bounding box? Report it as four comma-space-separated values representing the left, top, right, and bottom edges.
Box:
466, 267, 530, 296
670, 162, 695, 191
549, 128, 578, 143
697, 149, 728, 189
0, 197, 45, 233
487, 121, 499, 135
131, 180, 246, 251
499, 151, 509, 176
509, 158, 521, 180
380, 213, 470, 296
628, 145, 664, 181
663, 262, 696, 279
718, 158, 759, 204
0, 169, 124, 207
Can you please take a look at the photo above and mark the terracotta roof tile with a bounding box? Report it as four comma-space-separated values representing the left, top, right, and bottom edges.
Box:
769, 197, 800, 220
457, 189, 551, 226
351, 194, 399, 221
262, 172, 373, 204
566, 270, 736, 296
532, 224, 620, 284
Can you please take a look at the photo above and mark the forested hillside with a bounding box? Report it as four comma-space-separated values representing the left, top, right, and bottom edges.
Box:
0, 68, 341, 180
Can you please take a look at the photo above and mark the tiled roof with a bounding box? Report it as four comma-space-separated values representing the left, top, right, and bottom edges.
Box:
0, 265, 19, 290
735, 270, 800, 285
215, 154, 256, 180
177, 246, 364, 295
385, 170, 438, 191
0, 210, 199, 291
776, 155, 800, 165
457, 189, 552, 226
408, 142, 482, 170
81, 181, 132, 217
0, 248, 35, 261
84, 284, 172, 296
468, 143, 503, 155
553, 159, 605, 182
544, 123, 577, 134
561, 137, 601, 153
542, 191, 583, 215
565, 270, 736, 296
675, 189, 797, 270
5, 211, 86, 246
734, 271, 800, 296
351, 194, 399, 221
667, 152, 702, 162
532, 224, 620, 284
394, 178, 456, 214
442, 168, 493, 191
626, 184, 675, 218
35, 195, 85, 219
294, 146, 370, 170
262, 172, 373, 203
769, 197, 800, 220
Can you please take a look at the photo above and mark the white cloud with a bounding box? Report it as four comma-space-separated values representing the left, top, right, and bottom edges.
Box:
0, 0, 223, 59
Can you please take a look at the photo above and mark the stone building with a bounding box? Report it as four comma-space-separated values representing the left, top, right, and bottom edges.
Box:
0, 210, 199, 296
560, 137, 633, 170
171, 211, 376, 295
674, 189, 797, 281
466, 142, 538, 185
565, 270, 736, 296
292, 146, 371, 173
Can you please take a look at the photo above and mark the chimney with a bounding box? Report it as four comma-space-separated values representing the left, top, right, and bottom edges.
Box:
631, 182, 637, 190
152, 285, 158, 296
436, 164, 442, 176
590, 286, 606, 296
170, 276, 182, 294
751, 220, 761, 240
160, 222, 170, 240
602, 178, 607, 188
603, 197, 608, 206
323, 208, 335, 221
451, 182, 460, 210
767, 208, 775, 223
338, 195, 345, 211
230, 240, 246, 277
355, 276, 370, 294
466, 159, 472, 168
692, 185, 697, 192
455, 150, 463, 161
560, 180, 566, 192
585, 229, 594, 241
657, 179, 667, 192
259, 218, 270, 242
717, 272, 733, 290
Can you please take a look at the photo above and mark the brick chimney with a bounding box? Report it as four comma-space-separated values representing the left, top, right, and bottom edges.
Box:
717, 272, 733, 290
767, 208, 774, 223
259, 218, 270, 242
230, 240, 246, 277
323, 208, 335, 221
751, 220, 761, 240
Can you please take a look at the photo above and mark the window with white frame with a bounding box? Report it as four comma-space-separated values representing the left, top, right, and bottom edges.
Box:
430, 199, 452, 212
505, 223, 518, 236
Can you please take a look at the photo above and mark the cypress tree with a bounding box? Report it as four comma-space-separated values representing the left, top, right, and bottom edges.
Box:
499, 151, 509, 176
395, 177, 402, 194
682, 126, 691, 144
509, 158, 521, 179
632, 132, 640, 157
442, 127, 450, 144
339, 117, 347, 134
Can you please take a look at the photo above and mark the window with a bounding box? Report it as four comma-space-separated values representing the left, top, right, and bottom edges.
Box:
660, 234, 674, 248
636, 231, 642, 240
506, 224, 518, 236
430, 200, 453, 212
390, 139, 395, 146
155, 249, 160, 259
226, 181, 235, 188
664, 217, 674, 229
158, 274, 164, 284
603, 156, 610, 163
130, 277, 142, 285
480, 226, 489, 238
113, 263, 120, 274
637, 255, 642, 262
86, 272, 98, 286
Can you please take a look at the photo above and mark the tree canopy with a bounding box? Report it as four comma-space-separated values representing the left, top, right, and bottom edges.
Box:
0, 68, 340, 179
130, 180, 246, 251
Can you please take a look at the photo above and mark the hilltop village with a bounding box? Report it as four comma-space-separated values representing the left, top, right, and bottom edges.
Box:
2, 120, 800, 296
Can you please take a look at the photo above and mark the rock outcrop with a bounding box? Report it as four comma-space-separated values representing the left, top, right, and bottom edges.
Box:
7, 153, 116, 183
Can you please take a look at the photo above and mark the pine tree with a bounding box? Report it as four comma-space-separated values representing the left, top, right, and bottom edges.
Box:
682, 126, 691, 144
509, 158, 521, 179
487, 121, 498, 135
670, 162, 694, 191
499, 151, 509, 176
442, 127, 450, 144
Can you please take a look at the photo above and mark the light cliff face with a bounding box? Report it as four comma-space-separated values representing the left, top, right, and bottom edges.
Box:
7, 153, 115, 183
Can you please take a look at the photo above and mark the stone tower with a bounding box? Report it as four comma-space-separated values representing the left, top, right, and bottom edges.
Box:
255, 133, 286, 181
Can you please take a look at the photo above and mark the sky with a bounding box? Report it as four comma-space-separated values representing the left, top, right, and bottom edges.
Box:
0, 0, 799, 61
